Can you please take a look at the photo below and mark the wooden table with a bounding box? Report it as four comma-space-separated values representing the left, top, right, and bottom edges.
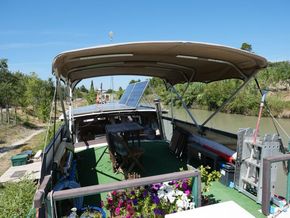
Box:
106, 122, 144, 147
105, 122, 145, 173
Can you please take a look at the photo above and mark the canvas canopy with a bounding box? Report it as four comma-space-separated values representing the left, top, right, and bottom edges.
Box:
52, 41, 267, 85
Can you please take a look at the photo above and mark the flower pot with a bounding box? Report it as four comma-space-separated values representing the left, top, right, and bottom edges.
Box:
80, 206, 106, 218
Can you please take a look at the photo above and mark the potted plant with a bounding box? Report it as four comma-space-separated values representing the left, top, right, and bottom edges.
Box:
80, 206, 106, 218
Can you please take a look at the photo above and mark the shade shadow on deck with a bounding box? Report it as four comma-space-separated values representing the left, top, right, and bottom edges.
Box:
136, 140, 187, 177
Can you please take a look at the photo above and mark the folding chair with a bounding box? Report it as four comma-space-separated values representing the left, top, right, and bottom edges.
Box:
110, 133, 145, 173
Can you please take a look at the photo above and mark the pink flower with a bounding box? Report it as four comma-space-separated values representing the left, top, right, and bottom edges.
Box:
126, 204, 135, 215
112, 191, 117, 196
115, 207, 120, 215
108, 198, 113, 205
185, 190, 191, 196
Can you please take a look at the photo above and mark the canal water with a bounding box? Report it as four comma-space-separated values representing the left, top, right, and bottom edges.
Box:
167, 107, 290, 196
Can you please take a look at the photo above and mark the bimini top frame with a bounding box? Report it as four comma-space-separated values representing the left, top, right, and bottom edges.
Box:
52, 41, 268, 134
52, 41, 267, 86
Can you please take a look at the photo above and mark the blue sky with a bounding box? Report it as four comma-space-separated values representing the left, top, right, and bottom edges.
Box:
1, 0, 290, 89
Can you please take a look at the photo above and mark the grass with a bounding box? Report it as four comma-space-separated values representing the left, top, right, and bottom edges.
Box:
0, 178, 37, 218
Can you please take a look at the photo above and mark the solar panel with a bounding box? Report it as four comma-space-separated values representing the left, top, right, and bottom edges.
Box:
119, 81, 149, 108
119, 83, 134, 104
126, 81, 149, 107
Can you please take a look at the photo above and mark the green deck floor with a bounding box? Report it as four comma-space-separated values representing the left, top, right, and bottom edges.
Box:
75, 140, 265, 217
75, 140, 187, 207
207, 182, 265, 218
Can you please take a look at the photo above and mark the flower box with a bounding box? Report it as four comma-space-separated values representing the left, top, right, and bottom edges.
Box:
105, 178, 195, 218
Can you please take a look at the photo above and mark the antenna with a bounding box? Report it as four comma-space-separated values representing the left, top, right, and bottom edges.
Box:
108, 31, 114, 102
109, 31, 114, 42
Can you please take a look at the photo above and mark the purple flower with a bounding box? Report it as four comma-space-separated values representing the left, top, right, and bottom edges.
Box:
143, 190, 148, 198
182, 182, 188, 190
133, 199, 138, 205
185, 190, 191, 196
154, 208, 164, 215
151, 195, 160, 204
152, 183, 162, 191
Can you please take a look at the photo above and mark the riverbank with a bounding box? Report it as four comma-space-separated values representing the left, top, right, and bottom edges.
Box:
0, 125, 46, 176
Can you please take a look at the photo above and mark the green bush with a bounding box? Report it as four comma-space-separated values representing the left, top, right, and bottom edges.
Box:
199, 165, 221, 193
0, 178, 36, 217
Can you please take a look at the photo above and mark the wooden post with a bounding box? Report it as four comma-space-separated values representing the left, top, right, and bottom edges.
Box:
14, 106, 17, 125
6, 104, 9, 124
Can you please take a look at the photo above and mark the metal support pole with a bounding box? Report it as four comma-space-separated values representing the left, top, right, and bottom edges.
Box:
169, 84, 201, 132
56, 80, 69, 137
192, 173, 201, 207
68, 83, 73, 138
154, 99, 165, 139
201, 78, 252, 127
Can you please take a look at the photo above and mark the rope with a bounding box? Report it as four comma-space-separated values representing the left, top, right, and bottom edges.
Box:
254, 78, 289, 174
254, 78, 290, 139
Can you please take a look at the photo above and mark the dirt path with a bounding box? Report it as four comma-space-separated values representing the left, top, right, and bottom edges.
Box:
0, 128, 45, 176
0, 128, 45, 159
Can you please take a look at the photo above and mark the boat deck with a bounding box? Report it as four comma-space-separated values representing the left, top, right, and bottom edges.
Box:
75, 140, 187, 206
74, 140, 266, 217
208, 182, 265, 218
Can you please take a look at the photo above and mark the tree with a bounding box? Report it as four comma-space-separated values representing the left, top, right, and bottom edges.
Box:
241, 42, 252, 52
115, 87, 124, 99
85, 80, 96, 104
24, 73, 54, 121
79, 85, 88, 93
106, 89, 113, 94
0, 59, 17, 124
129, 79, 141, 84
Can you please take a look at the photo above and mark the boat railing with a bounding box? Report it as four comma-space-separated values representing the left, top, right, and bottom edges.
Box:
162, 116, 237, 139
40, 124, 67, 182
262, 152, 290, 215
44, 170, 201, 217
34, 175, 52, 208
